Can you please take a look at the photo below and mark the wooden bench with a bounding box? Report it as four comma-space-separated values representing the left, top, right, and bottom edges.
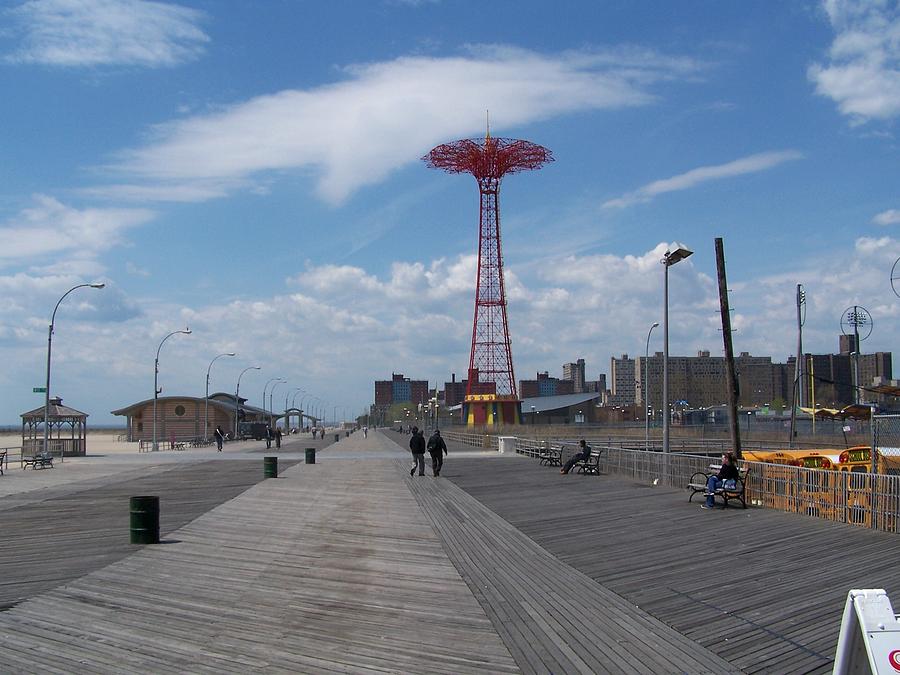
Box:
538, 445, 562, 467
573, 448, 604, 475
687, 464, 750, 509
22, 450, 54, 470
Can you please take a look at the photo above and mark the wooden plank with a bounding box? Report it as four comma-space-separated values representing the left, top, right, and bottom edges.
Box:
433, 434, 900, 674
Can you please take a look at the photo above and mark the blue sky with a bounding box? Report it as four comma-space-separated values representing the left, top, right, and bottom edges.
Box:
1, 0, 898, 425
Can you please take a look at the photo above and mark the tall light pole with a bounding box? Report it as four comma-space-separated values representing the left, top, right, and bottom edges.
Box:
662, 247, 693, 455
43, 282, 105, 459
235, 366, 261, 438
286, 387, 302, 430
645, 321, 659, 451
269, 380, 286, 426
262, 377, 283, 416
153, 328, 192, 451
205, 352, 235, 441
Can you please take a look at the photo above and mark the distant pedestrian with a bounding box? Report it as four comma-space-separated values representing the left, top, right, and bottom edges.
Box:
363, 426, 368, 438
427, 428, 448, 477
214, 425, 224, 451
265, 425, 273, 449
275, 427, 282, 449
409, 426, 426, 476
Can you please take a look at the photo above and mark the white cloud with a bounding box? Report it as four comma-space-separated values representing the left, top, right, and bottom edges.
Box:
0, 195, 154, 265
5, 237, 900, 424
809, 0, 900, 123
99, 45, 701, 204
6, 0, 208, 68
874, 209, 900, 225
602, 151, 803, 209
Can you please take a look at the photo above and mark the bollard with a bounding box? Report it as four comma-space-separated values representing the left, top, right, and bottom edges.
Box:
305, 447, 316, 464
130, 496, 160, 544
264, 456, 278, 478
334, 433, 340, 442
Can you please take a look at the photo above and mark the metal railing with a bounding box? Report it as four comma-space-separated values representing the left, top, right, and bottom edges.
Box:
447, 432, 900, 534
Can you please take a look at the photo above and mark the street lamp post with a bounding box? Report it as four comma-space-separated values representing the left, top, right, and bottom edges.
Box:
645, 321, 659, 451
153, 328, 192, 451
269, 380, 285, 426
43, 282, 105, 460
205, 352, 235, 441
662, 247, 693, 455
235, 366, 261, 439
262, 377, 283, 418
286, 387, 302, 430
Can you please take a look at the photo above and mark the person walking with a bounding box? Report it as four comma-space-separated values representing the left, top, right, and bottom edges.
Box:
214, 425, 225, 451
560, 439, 592, 474
427, 428, 448, 477
274, 426, 282, 449
265, 425, 273, 449
409, 426, 426, 476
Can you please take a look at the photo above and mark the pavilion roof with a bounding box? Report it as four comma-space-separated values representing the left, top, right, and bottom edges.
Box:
21, 397, 88, 420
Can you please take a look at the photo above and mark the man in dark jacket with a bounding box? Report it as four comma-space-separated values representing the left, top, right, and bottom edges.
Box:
560, 439, 591, 474
427, 429, 448, 476
409, 427, 426, 476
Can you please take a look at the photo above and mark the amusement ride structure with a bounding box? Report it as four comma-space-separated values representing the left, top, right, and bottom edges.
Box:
424, 127, 553, 426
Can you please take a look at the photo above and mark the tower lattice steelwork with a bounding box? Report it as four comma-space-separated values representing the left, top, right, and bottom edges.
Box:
424, 131, 553, 426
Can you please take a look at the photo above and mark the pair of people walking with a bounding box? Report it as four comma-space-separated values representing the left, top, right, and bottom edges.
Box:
409, 427, 448, 477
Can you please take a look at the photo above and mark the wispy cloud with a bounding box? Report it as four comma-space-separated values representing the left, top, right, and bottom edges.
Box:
5, 0, 209, 68
874, 209, 900, 225
93, 45, 701, 204
602, 150, 803, 209
0, 194, 153, 264
808, 0, 900, 123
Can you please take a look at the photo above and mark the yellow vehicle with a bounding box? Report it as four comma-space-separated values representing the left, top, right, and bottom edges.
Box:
742, 449, 841, 470
744, 446, 899, 474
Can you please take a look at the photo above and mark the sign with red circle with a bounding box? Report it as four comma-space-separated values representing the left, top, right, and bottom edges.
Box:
888, 649, 900, 671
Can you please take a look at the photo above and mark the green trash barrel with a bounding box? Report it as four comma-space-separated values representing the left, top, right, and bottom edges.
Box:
334, 433, 340, 442
345, 431, 349, 437
264, 456, 278, 478
305, 447, 315, 464
130, 496, 160, 544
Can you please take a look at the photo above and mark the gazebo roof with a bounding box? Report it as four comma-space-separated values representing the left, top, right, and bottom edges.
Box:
21, 397, 89, 420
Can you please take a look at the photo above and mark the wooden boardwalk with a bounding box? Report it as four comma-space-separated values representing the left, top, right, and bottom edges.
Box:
0, 429, 895, 672
432, 440, 900, 674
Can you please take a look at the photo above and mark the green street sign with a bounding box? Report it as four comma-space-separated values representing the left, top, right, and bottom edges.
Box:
33, 387, 47, 393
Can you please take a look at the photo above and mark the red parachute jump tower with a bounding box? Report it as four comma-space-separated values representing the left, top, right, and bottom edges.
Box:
424, 128, 553, 427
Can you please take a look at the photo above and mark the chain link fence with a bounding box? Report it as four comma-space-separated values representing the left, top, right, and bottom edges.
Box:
874, 414, 900, 474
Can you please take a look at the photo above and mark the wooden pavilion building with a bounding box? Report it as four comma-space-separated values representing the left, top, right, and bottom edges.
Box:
111, 393, 275, 442
21, 397, 88, 457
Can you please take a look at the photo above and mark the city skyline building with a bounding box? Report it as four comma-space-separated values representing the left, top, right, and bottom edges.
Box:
374, 373, 429, 406
562, 359, 586, 394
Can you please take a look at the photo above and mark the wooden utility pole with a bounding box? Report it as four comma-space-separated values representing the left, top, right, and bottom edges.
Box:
715, 238, 742, 459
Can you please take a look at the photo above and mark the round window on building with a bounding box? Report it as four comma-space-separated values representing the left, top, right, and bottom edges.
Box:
174, 405, 186, 417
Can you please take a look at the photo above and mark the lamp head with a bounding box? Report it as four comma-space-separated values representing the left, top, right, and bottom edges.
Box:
663, 247, 693, 266
89, 282, 106, 289
183, 327, 192, 335
226, 352, 236, 357
652, 322, 660, 328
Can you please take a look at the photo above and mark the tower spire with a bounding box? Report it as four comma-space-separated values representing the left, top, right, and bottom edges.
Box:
485, 110, 491, 140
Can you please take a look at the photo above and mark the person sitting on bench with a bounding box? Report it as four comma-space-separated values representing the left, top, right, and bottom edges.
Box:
702, 452, 740, 509
560, 439, 591, 475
